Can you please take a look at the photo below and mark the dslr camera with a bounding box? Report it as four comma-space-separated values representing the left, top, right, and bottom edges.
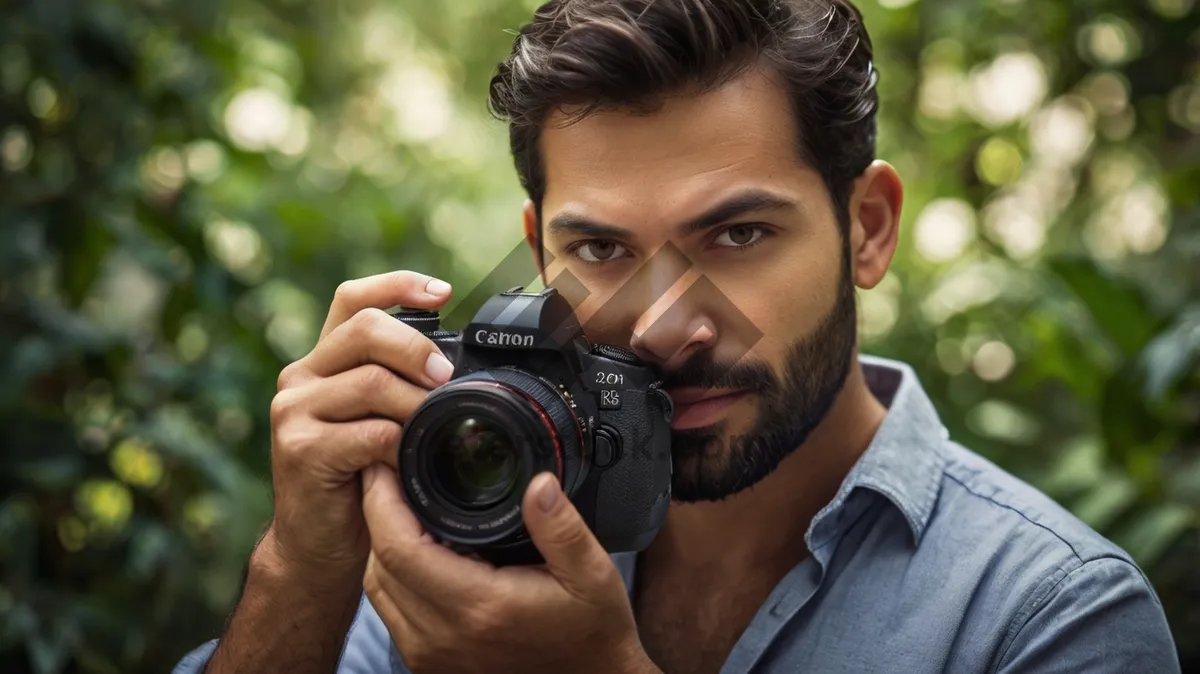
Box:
392, 286, 674, 566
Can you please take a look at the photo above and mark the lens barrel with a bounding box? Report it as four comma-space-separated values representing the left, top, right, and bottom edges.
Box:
399, 368, 583, 547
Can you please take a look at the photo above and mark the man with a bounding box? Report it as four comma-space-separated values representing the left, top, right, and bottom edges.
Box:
175, 0, 1181, 672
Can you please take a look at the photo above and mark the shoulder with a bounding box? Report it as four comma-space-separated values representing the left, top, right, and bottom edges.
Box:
927, 442, 1177, 671
937, 441, 1139, 568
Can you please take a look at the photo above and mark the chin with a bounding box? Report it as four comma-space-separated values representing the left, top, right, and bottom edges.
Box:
667, 412, 769, 504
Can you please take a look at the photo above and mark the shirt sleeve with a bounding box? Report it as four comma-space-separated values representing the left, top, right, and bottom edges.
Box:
170, 595, 397, 674
996, 556, 1181, 674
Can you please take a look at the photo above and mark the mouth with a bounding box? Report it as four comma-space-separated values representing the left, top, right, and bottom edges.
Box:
664, 388, 749, 430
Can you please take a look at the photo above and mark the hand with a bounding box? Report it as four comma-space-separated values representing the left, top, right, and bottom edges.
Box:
360, 464, 660, 674
264, 270, 457, 589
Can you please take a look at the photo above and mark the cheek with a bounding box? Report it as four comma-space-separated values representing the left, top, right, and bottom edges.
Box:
711, 232, 844, 363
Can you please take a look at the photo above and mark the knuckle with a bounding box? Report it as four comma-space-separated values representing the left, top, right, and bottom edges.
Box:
390, 269, 420, 288
276, 361, 304, 392
398, 323, 428, 357
333, 279, 360, 307
363, 419, 403, 451
352, 307, 391, 343
273, 421, 322, 463
362, 561, 386, 600
358, 363, 394, 390
374, 540, 408, 574
347, 307, 375, 338
269, 388, 302, 423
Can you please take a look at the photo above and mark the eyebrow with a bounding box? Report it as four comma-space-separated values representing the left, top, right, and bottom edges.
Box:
545, 188, 797, 240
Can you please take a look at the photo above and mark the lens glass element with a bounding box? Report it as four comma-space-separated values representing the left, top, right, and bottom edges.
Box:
430, 415, 520, 509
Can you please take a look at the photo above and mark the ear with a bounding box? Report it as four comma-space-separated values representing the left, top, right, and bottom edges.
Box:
523, 199, 547, 284
847, 160, 903, 290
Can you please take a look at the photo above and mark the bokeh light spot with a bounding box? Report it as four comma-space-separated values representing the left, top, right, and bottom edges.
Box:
914, 198, 977, 262
27, 78, 57, 119
224, 88, 294, 152
1029, 97, 1095, 167
973, 340, 1017, 382
185, 140, 228, 183
1, 126, 32, 172
1078, 16, 1142, 66
1167, 85, 1200, 133
110, 438, 165, 490
977, 137, 1024, 186
965, 52, 1047, 128
967, 400, 1041, 444
58, 516, 88, 553
1149, 0, 1195, 18
75, 479, 134, 534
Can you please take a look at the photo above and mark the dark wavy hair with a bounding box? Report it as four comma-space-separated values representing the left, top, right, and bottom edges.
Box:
489, 0, 880, 246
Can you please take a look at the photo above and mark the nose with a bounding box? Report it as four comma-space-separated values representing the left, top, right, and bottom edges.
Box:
570, 241, 726, 368
628, 265, 718, 370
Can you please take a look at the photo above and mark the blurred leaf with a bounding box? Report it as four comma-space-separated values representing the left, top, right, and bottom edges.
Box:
1168, 456, 1200, 503
1071, 471, 1140, 532
1046, 256, 1160, 358
1037, 435, 1104, 500
1114, 503, 1196, 568
27, 614, 75, 674
1141, 305, 1200, 401
1100, 365, 1174, 469
58, 219, 114, 308
11, 454, 84, 491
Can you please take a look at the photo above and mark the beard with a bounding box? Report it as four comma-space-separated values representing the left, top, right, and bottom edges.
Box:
659, 257, 858, 503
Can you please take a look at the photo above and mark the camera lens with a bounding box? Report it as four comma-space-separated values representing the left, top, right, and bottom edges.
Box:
429, 415, 520, 508
399, 369, 585, 548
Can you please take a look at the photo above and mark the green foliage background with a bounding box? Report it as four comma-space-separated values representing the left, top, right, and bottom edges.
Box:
1, 0, 1198, 671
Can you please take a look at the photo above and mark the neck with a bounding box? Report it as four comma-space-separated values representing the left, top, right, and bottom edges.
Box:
646, 355, 888, 572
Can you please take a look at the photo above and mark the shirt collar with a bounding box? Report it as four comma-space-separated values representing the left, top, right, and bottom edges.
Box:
806, 355, 949, 549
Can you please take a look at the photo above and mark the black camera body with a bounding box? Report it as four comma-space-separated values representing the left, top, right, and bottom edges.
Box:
393, 286, 673, 566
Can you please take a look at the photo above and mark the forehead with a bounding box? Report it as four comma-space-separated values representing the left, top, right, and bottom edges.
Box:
539, 68, 821, 224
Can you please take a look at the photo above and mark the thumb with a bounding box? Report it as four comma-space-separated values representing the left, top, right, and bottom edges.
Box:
522, 472, 613, 597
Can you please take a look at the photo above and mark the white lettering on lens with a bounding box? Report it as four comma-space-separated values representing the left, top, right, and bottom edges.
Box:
439, 515, 472, 530
479, 505, 520, 530
408, 477, 429, 507
475, 330, 534, 347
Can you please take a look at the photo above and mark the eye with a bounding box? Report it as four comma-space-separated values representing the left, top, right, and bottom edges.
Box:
713, 224, 765, 248
573, 240, 629, 263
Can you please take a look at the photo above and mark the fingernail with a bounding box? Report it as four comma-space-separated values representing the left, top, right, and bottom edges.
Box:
537, 474, 559, 513
425, 352, 454, 383
425, 278, 451, 297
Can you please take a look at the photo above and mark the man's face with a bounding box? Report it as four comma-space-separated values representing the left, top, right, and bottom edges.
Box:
534, 68, 859, 502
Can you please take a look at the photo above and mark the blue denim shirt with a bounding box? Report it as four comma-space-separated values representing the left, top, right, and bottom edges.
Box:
174, 356, 1181, 673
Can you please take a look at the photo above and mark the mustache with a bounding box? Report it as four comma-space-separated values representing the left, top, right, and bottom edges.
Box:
656, 349, 776, 394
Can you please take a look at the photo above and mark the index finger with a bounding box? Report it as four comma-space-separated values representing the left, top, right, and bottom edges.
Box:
321, 271, 452, 341
361, 463, 494, 599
